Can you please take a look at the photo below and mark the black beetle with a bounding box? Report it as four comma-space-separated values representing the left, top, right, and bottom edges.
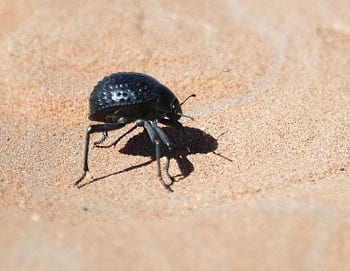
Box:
75, 72, 195, 191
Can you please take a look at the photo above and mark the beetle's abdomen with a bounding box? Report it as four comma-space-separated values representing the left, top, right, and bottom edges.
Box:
89, 73, 158, 122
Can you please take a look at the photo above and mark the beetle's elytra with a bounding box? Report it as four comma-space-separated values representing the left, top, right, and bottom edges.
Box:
75, 72, 195, 191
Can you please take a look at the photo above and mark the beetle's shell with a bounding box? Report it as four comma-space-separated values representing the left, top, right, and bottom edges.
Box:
89, 73, 160, 122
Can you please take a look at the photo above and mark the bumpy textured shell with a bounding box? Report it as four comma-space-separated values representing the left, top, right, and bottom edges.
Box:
89, 72, 160, 121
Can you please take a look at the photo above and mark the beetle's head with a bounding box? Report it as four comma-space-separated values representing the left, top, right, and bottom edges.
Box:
155, 85, 194, 121
169, 98, 182, 120
155, 85, 182, 120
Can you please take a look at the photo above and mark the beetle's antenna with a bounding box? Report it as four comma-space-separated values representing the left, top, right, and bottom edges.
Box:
177, 113, 194, 120
180, 94, 196, 105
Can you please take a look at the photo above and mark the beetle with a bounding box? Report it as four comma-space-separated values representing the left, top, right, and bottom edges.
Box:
74, 72, 195, 191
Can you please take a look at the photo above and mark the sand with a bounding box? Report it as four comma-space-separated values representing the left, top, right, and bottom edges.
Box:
1, 0, 350, 270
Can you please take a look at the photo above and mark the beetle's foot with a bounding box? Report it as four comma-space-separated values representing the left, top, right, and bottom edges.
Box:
162, 156, 175, 186
165, 185, 174, 192
160, 178, 173, 192
159, 173, 174, 193
93, 132, 109, 148
74, 171, 92, 188
93, 142, 104, 148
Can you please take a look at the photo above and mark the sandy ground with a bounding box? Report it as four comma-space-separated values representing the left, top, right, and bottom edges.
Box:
1, 0, 350, 270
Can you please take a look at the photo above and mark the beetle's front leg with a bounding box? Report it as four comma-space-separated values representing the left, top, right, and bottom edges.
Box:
94, 125, 138, 149
141, 120, 174, 192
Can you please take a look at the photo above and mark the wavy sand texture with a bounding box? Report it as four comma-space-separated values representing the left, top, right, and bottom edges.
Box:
1, 0, 350, 270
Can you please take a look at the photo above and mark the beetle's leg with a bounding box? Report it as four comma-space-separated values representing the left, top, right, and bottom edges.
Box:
155, 139, 174, 191
159, 119, 190, 152
94, 125, 138, 148
93, 131, 108, 147
150, 120, 175, 184
142, 120, 173, 192
163, 152, 173, 185
74, 121, 126, 187
151, 120, 173, 151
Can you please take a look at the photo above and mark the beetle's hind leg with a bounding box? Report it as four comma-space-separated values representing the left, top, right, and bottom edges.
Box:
94, 125, 138, 148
